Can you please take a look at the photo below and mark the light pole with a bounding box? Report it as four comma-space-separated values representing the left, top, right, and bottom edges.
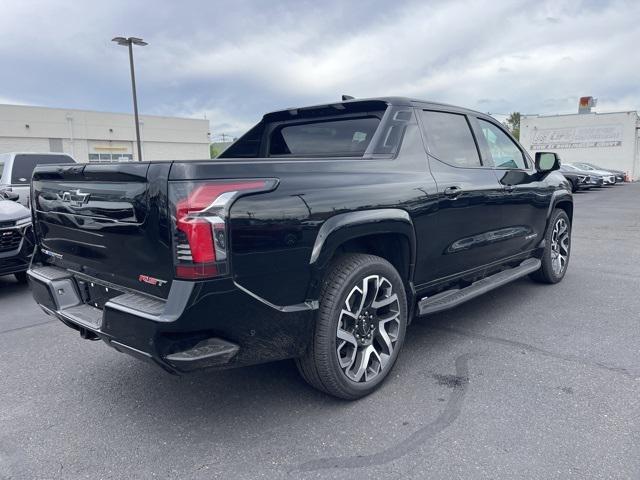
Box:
112, 36, 147, 161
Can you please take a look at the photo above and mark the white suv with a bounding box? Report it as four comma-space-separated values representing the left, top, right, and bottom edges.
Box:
0, 152, 76, 206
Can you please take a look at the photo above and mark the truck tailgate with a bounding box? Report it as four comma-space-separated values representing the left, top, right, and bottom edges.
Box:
31, 162, 173, 299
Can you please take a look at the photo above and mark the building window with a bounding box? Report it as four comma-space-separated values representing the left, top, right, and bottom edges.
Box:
49, 138, 64, 152
88, 153, 134, 162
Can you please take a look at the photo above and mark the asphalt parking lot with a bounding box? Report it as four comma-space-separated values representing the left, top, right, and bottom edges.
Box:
1, 183, 639, 480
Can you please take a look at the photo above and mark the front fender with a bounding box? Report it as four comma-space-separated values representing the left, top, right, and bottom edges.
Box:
546, 189, 573, 221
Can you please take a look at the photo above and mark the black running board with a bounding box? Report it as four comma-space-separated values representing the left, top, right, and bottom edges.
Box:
164, 338, 240, 372
417, 258, 541, 316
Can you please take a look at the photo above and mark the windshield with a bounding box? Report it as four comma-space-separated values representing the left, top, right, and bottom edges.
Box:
574, 163, 594, 171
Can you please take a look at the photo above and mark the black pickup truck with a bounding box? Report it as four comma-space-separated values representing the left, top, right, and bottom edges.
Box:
28, 97, 572, 399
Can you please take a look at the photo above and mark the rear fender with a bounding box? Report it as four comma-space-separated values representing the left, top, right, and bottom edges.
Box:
307, 209, 416, 300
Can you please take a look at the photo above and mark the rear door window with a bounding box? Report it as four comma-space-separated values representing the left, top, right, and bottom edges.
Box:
420, 110, 482, 167
11, 154, 74, 184
268, 117, 380, 157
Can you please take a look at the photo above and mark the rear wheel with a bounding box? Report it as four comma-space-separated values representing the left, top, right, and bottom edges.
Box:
530, 209, 571, 284
296, 253, 407, 400
14, 271, 28, 284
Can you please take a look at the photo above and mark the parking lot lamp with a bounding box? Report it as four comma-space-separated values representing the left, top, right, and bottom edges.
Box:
112, 36, 147, 161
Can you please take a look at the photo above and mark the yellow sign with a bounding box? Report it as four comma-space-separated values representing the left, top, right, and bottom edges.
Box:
93, 146, 128, 151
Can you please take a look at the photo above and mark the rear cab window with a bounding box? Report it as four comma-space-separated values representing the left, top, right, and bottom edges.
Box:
11, 154, 74, 184
220, 100, 411, 159
269, 117, 379, 157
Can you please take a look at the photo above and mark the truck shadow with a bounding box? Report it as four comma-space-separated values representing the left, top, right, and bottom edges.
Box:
82, 280, 532, 425
0, 275, 29, 296
51, 276, 585, 472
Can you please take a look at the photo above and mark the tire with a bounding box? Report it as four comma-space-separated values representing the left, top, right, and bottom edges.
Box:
570, 181, 577, 193
296, 253, 408, 400
530, 209, 571, 284
14, 271, 28, 284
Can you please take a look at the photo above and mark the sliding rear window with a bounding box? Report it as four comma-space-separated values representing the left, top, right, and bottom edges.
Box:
220, 100, 389, 159
269, 116, 380, 157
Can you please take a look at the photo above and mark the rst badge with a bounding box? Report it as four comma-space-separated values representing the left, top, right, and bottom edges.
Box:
138, 274, 167, 287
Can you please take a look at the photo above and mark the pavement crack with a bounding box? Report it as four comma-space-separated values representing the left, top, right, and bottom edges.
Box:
0, 319, 56, 336
429, 325, 637, 379
292, 353, 473, 473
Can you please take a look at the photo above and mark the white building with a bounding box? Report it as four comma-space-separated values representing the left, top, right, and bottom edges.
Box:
520, 110, 639, 180
0, 104, 210, 162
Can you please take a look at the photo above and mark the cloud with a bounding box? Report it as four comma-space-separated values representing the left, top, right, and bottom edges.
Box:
1, 0, 639, 137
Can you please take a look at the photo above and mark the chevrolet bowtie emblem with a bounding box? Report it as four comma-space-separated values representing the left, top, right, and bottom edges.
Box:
61, 189, 91, 207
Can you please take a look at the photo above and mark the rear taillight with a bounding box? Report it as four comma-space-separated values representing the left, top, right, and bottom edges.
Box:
169, 179, 277, 280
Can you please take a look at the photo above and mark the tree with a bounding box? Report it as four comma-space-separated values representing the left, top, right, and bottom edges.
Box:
210, 144, 220, 159
504, 112, 521, 140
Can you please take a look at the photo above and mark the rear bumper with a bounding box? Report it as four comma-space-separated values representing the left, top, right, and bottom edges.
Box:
28, 264, 315, 373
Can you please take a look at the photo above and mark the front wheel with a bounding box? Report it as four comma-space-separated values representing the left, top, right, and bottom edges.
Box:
530, 209, 571, 284
296, 253, 408, 400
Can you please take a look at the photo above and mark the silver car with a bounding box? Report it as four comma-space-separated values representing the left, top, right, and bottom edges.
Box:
0, 192, 33, 282
0, 152, 76, 206
568, 162, 617, 185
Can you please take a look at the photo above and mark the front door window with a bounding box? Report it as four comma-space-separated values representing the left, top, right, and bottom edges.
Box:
478, 120, 527, 169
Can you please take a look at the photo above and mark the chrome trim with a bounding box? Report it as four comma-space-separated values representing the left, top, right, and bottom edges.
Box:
233, 281, 318, 312
32, 209, 137, 224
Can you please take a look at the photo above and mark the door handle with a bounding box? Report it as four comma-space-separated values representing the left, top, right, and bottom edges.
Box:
443, 186, 462, 198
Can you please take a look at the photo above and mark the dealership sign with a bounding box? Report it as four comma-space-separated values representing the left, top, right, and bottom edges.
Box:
530, 124, 623, 150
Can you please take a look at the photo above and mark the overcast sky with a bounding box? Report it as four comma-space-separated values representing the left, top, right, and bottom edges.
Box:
1, 0, 639, 139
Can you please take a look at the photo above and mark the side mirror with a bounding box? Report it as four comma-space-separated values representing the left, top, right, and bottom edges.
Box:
0, 190, 20, 202
535, 152, 560, 173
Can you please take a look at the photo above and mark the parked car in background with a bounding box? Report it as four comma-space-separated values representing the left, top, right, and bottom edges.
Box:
0, 152, 76, 207
560, 163, 604, 190
559, 164, 595, 191
572, 162, 626, 183
567, 162, 617, 185
26, 97, 573, 400
0, 190, 33, 283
